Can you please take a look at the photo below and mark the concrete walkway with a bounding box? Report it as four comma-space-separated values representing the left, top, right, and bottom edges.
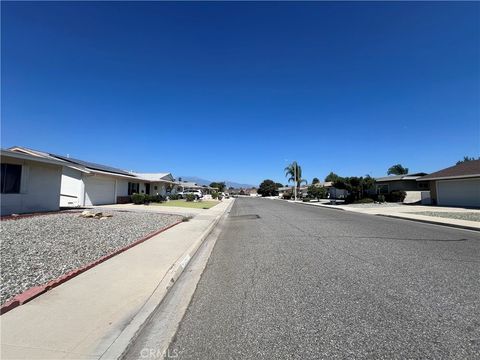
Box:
0, 199, 234, 360
292, 200, 480, 230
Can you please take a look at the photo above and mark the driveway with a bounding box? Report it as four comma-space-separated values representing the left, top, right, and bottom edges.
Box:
165, 197, 479, 359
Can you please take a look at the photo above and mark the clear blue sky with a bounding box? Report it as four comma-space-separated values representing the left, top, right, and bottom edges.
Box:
2, 2, 479, 186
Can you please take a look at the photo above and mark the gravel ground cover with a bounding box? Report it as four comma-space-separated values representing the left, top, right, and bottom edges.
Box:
0, 211, 182, 305
407, 211, 480, 222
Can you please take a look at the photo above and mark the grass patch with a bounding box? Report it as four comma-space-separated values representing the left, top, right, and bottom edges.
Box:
151, 200, 220, 209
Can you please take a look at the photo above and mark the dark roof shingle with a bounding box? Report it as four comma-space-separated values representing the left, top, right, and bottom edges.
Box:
419, 160, 480, 180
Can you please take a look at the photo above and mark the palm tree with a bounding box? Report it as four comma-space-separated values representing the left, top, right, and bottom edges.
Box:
284, 161, 307, 197
387, 164, 409, 175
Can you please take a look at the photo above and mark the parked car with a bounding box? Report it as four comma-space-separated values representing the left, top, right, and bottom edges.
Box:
184, 189, 203, 200
176, 191, 185, 199
223, 192, 230, 199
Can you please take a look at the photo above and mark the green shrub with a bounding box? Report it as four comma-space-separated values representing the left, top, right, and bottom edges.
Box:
211, 191, 219, 200
307, 185, 326, 200
377, 194, 386, 203
150, 195, 165, 203
185, 194, 195, 202
131, 193, 145, 204
353, 197, 374, 204
169, 194, 180, 200
282, 193, 292, 200
386, 191, 406, 202
343, 194, 356, 204
302, 198, 311, 202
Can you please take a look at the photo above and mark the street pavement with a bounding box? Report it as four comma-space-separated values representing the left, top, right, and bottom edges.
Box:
166, 197, 480, 359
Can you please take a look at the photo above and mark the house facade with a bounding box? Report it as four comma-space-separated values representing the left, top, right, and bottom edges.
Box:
9, 146, 140, 206
7, 146, 179, 208
418, 160, 480, 208
1, 150, 64, 215
375, 173, 429, 194
132, 173, 178, 198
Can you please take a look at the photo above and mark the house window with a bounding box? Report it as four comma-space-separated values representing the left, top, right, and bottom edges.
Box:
154, 185, 158, 190
128, 182, 140, 195
418, 182, 429, 189
1, 164, 22, 194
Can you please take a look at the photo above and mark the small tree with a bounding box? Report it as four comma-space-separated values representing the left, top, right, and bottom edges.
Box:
312, 177, 320, 184
387, 164, 409, 175
258, 179, 278, 197
361, 175, 376, 197
325, 172, 341, 182
307, 184, 326, 201
210, 182, 226, 192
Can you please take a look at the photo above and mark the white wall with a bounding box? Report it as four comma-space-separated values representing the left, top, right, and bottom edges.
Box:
60, 172, 132, 206
150, 182, 167, 196
116, 179, 129, 197
60, 166, 83, 207
1, 157, 62, 215
403, 191, 431, 205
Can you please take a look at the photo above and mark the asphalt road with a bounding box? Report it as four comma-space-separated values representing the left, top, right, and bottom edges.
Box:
168, 198, 480, 359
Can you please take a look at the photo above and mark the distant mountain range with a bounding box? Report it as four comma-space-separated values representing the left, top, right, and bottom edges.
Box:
178, 176, 255, 189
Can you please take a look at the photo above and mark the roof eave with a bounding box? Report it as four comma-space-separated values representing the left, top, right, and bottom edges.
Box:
1, 150, 66, 167
417, 174, 480, 181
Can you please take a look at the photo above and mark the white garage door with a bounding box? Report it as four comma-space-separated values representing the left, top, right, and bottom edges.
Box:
84, 177, 116, 206
437, 179, 480, 207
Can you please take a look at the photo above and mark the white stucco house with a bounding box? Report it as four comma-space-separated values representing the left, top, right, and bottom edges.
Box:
7, 146, 179, 208
132, 173, 177, 198
1, 150, 65, 215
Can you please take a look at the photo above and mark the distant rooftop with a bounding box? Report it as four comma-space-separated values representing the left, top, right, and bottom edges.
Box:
133, 173, 173, 181
376, 173, 428, 182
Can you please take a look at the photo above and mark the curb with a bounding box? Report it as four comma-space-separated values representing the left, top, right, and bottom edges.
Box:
376, 214, 480, 232
0, 220, 183, 315
293, 201, 479, 231
293, 201, 346, 211
100, 200, 235, 360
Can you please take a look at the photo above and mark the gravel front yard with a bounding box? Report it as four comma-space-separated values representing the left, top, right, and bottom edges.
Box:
407, 211, 480, 222
0, 211, 182, 305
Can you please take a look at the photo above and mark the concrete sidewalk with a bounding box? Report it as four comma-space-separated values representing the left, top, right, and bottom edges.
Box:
293, 200, 480, 231
1, 199, 234, 360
